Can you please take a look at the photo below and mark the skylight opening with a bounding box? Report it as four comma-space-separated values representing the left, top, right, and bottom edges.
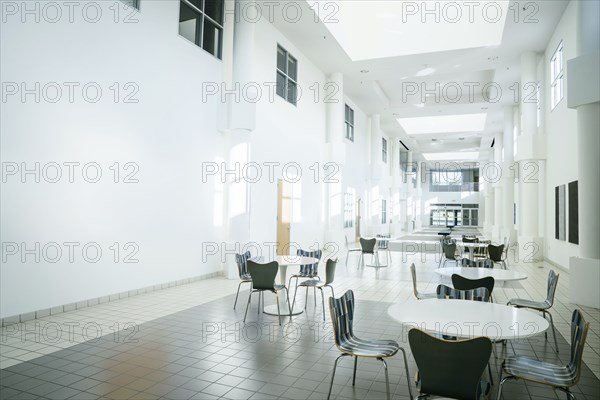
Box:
397, 113, 487, 135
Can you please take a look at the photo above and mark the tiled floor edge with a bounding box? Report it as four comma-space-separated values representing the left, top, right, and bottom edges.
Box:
1, 270, 224, 327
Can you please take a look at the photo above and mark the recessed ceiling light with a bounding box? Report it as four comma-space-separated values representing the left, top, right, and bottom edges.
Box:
458, 137, 465, 140
397, 113, 487, 135
360, 69, 370, 73
423, 152, 479, 161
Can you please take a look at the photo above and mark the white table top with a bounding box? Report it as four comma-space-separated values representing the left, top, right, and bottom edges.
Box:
388, 299, 548, 340
456, 242, 489, 248
434, 267, 527, 282
273, 255, 319, 266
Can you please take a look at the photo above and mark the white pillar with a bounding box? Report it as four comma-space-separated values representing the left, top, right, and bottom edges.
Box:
502, 107, 516, 244
517, 51, 543, 262
324, 73, 345, 244
492, 134, 503, 242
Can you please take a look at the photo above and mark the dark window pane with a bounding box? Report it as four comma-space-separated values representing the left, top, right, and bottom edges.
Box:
287, 56, 297, 81
179, 1, 200, 45
203, 20, 222, 58
277, 47, 287, 72
188, 0, 203, 11
287, 81, 297, 105
349, 108, 354, 123
204, 0, 223, 24
345, 104, 349, 121
276, 72, 286, 99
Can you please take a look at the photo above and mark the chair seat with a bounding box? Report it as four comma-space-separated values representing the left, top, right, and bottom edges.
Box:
503, 356, 577, 386
273, 284, 286, 291
416, 292, 437, 300
291, 272, 319, 278
509, 298, 550, 310
298, 279, 324, 288
338, 338, 399, 358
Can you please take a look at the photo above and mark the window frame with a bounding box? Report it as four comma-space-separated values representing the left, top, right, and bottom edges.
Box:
276, 44, 298, 106
382, 137, 388, 163
381, 199, 387, 224
178, 0, 224, 60
550, 41, 564, 110
344, 104, 354, 142
344, 189, 355, 229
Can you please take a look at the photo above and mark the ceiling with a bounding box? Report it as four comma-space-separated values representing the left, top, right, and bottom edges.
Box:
269, 0, 570, 163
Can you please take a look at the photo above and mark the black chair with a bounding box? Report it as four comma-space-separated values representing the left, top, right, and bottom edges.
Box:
441, 242, 459, 268
473, 240, 491, 260
327, 290, 413, 400
438, 237, 455, 267
497, 309, 589, 400
288, 248, 322, 292
243, 260, 291, 325
233, 251, 252, 309
358, 238, 379, 268
461, 258, 494, 269
291, 259, 337, 320
507, 270, 560, 353
488, 244, 506, 269
409, 328, 492, 400
410, 263, 436, 300
451, 274, 495, 302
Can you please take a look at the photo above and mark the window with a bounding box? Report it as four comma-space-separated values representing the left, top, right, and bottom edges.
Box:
381, 199, 387, 224
179, 0, 224, 59
429, 169, 479, 192
345, 104, 354, 142
536, 82, 541, 127
382, 137, 387, 163
344, 188, 355, 228
550, 41, 563, 110
276, 45, 298, 105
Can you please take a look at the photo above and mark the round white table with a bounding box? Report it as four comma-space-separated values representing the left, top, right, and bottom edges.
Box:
262, 255, 319, 316
434, 267, 527, 282
388, 299, 549, 340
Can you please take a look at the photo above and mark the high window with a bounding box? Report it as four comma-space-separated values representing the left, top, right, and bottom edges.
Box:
276, 45, 298, 105
550, 41, 564, 110
381, 199, 387, 224
345, 104, 354, 142
178, 0, 224, 59
382, 137, 387, 163
429, 169, 479, 192
120, 0, 139, 9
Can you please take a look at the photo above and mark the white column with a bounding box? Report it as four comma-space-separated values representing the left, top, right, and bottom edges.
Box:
492, 134, 503, 242
568, 0, 600, 308
405, 150, 414, 233
324, 73, 345, 244
390, 141, 403, 236
502, 107, 516, 244
223, 1, 255, 278
517, 52, 543, 262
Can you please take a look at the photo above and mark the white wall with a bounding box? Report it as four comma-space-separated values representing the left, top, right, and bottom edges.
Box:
543, 0, 580, 268
1, 1, 226, 317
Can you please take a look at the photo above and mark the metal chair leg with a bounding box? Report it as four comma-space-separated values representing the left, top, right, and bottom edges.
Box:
291, 282, 300, 314
545, 310, 559, 353
398, 347, 414, 400
352, 356, 358, 385
496, 374, 516, 400
320, 288, 326, 321
327, 354, 347, 400
285, 287, 292, 317
305, 286, 309, 310
233, 281, 245, 309
379, 358, 391, 400
276, 293, 282, 326
488, 362, 494, 386
557, 387, 576, 400
346, 250, 350, 266
243, 291, 253, 323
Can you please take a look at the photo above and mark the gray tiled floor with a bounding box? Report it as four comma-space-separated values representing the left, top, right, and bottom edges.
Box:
0, 287, 598, 399
1, 234, 600, 399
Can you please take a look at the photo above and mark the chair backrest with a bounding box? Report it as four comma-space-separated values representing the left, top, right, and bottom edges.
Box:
461, 258, 494, 269
324, 258, 338, 285
436, 284, 490, 302
568, 309, 589, 386
376, 234, 390, 250
451, 274, 495, 299
297, 248, 322, 275
443, 242, 457, 259
247, 260, 278, 291
235, 251, 252, 278
409, 328, 492, 400
359, 238, 376, 254
487, 244, 504, 262
410, 263, 419, 299
545, 270, 559, 306
329, 290, 356, 348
